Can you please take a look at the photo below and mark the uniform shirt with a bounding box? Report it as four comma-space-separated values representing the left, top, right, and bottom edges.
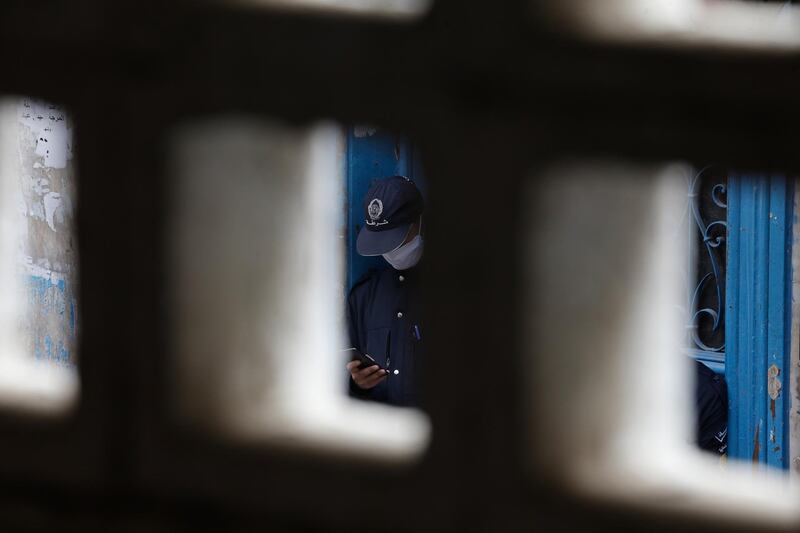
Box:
694, 361, 728, 455
347, 266, 423, 407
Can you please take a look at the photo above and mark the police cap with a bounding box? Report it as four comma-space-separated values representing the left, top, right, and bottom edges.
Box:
356, 176, 424, 256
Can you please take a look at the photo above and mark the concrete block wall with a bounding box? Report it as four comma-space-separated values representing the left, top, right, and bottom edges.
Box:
0, 1, 796, 532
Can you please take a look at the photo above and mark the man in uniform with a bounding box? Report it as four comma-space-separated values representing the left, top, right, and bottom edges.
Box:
345, 176, 424, 407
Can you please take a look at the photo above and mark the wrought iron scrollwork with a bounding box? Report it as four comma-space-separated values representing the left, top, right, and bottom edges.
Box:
687, 167, 727, 355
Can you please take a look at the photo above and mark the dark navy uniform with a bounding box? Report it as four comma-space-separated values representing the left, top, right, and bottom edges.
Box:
694, 361, 728, 455
347, 266, 423, 407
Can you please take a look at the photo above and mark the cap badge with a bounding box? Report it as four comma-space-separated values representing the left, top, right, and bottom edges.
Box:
366, 198, 388, 226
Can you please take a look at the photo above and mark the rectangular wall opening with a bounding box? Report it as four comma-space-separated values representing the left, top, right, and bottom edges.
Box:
0, 97, 79, 416
523, 159, 799, 529
167, 116, 431, 464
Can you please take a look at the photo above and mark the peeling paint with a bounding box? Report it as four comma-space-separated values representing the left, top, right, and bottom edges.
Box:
19, 99, 71, 169
9, 98, 78, 366
752, 421, 761, 463
43, 191, 64, 232
768, 364, 782, 402
768, 364, 782, 399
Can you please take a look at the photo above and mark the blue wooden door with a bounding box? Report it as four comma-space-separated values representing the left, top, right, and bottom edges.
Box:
726, 175, 793, 468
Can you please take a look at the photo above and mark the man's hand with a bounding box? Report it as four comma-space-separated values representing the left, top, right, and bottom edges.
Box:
347, 361, 388, 389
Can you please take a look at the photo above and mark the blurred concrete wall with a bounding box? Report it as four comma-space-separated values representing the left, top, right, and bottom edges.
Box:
0, 1, 798, 532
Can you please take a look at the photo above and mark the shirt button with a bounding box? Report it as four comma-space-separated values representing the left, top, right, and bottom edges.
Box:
398, 275, 405, 282
396, 311, 404, 318
393, 369, 400, 375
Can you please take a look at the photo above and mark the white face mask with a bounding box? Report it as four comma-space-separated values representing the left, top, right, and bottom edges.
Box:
383, 234, 424, 270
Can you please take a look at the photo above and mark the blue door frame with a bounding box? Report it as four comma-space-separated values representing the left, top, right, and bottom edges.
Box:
726, 174, 794, 468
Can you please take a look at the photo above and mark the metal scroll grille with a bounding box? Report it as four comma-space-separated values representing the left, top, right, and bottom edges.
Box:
687, 167, 727, 371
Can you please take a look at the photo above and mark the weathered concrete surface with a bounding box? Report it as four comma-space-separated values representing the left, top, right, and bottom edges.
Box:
13, 97, 78, 367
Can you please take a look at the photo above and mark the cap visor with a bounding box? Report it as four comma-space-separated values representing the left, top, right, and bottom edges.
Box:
356, 224, 410, 256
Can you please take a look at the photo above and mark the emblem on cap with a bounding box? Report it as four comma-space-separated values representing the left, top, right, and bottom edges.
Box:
366, 198, 388, 226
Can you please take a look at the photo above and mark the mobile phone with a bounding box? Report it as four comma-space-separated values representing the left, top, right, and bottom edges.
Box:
342, 347, 386, 371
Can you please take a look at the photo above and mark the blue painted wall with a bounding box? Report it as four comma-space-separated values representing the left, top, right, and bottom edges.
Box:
26, 275, 77, 365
